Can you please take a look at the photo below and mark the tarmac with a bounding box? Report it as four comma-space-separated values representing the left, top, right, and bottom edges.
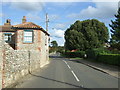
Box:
69, 58, 119, 79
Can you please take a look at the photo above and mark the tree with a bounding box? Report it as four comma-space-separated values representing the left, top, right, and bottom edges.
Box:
49, 41, 58, 53
65, 29, 85, 50
109, 8, 120, 50
51, 41, 58, 48
109, 8, 120, 42
65, 19, 109, 51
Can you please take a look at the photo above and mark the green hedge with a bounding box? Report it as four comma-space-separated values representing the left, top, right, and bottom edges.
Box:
85, 48, 111, 59
85, 48, 120, 66
64, 48, 120, 66
65, 51, 85, 58
97, 53, 120, 66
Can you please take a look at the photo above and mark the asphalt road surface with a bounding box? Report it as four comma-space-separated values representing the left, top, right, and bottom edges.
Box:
16, 54, 119, 88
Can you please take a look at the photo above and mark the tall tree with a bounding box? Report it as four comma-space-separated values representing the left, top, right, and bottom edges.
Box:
49, 40, 58, 53
109, 8, 120, 43
51, 40, 58, 48
65, 19, 109, 51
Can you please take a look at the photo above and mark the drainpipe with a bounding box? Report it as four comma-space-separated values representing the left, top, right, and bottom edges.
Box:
28, 50, 30, 74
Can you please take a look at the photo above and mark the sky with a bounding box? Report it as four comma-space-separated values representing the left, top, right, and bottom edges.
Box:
0, 0, 119, 46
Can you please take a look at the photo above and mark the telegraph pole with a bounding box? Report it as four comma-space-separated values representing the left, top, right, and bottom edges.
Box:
46, 13, 49, 31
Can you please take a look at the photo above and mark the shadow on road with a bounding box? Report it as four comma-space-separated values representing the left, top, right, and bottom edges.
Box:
29, 73, 89, 89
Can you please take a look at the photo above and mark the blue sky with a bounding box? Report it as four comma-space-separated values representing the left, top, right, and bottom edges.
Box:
0, 1, 119, 46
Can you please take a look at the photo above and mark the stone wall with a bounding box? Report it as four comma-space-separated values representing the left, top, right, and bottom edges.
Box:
15, 30, 41, 51
0, 42, 49, 88
0, 29, 49, 88
0, 32, 3, 89
40, 31, 49, 67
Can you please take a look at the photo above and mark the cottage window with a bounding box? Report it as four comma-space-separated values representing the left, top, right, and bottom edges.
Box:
4, 33, 12, 42
24, 30, 33, 43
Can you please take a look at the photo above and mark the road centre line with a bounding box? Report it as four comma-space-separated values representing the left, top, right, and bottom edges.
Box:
63, 61, 71, 69
67, 65, 71, 69
63, 60, 80, 82
71, 70, 80, 82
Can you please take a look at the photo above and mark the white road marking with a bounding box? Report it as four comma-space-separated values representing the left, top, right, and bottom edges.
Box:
63, 60, 67, 65
71, 70, 80, 82
63, 60, 80, 82
67, 65, 71, 69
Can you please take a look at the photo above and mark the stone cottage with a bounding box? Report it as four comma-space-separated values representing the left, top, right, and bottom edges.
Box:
0, 16, 50, 88
0, 16, 49, 50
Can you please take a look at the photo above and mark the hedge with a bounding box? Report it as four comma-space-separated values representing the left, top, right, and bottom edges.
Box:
85, 48, 111, 59
97, 53, 120, 66
65, 51, 85, 58
63, 48, 120, 66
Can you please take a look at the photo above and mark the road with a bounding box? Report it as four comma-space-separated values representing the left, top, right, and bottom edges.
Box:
16, 54, 119, 88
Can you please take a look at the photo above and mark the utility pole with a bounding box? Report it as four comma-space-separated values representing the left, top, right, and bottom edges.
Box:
118, 1, 120, 8
46, 13, 49, 31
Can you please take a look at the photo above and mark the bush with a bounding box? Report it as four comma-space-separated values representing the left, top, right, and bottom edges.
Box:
97, 53, 120, 66
65, 51, 85, 58
85, 48, 111, 59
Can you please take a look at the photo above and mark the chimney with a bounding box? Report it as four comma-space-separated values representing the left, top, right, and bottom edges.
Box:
4, 19, 11, 25
22, 16, 26, 23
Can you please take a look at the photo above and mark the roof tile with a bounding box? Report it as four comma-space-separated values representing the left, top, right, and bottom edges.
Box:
13, 22, 42, 28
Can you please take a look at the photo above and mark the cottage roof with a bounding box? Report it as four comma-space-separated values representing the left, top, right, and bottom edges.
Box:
0, 25, 15, 32
13, 22, 42, 29
13, 22, 50, 36
1, 20, 49, 36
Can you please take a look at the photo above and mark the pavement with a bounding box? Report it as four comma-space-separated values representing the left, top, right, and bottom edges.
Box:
69, 58, 119, 79
14, 54, 119, 88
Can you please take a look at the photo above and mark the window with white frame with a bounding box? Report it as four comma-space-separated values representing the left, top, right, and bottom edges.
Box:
4, 33, 12, 42
24, 30, 33, 43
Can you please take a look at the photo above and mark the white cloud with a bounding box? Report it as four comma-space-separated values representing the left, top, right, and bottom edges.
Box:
2, 0, 120, 2
52, 29, 65, 38
67, 2, 118, 19
50, 36, 65, 46
0, 13, 5, 17
55, 23, 66, 29
91, 0, 119, 2
10, 2, 45, 12
49, 28, 65, 46
26, 13, 41, 21
2, 0, 89, 2
49, 14, 60, 21
0, 13, 3, 17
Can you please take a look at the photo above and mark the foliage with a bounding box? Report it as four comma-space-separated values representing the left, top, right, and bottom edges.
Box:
65, 19, 109, 51
85, 48, 120, 66
109, 8, 120, 50
56, 46, 65, 53
109, 8, 120, 43
86, 48, 111, 59
97, 53, 120, 66
51, 40, 58, 48
49, 40, 58, 53
64, 51, 85, 58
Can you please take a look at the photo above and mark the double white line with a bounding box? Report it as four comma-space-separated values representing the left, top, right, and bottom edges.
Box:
63, 60, 80, 82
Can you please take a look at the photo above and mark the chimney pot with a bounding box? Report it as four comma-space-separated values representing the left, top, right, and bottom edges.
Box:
22, 16, 26, 23
4, 19, 11, 25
